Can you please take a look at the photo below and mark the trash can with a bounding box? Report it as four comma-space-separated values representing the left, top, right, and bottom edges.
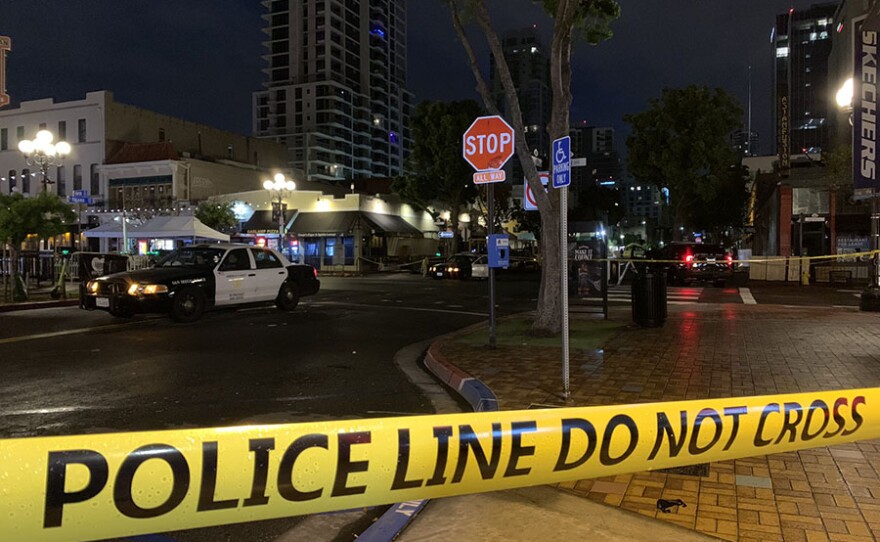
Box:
631, 266, 667, 327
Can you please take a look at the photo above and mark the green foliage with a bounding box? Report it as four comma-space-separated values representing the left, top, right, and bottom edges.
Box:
0, 192, 76, 245
393, 100, 484, 216
824, 145, 852, 186
687, 164, 750, 239
540, 0, 621, 44
195, 201, 237, 233
571, 182, 623, 224
625, 85, 744, 232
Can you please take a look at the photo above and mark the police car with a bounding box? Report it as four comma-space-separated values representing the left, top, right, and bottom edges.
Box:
82, 244, 320, 322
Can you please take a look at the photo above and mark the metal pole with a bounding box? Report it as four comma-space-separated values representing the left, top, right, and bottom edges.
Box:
278, 195, 284, 253
561, 186, 570, 400
872, 191, 879, 288
488, 183, 496, 349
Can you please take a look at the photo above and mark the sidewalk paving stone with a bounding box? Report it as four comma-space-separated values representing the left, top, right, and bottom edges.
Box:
435, 304, 880, 541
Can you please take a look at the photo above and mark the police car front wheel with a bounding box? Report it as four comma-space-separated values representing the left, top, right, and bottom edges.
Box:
171, 287, 206, 323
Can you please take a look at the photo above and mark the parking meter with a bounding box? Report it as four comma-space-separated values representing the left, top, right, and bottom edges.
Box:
488, 234, 510, 268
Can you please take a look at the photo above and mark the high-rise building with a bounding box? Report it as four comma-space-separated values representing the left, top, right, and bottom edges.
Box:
732, 128, 760, 157
490, 27, 551, 181
772, 3, 837, 159
253, 0, 412, 182
570, 124, 622, 186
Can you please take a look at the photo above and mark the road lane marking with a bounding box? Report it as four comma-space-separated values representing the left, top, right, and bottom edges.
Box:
0, 320, 154, 345
739, 287, 757, 305
310, 301, 488, 317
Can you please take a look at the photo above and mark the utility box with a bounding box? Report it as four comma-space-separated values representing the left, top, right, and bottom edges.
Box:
487, 234, 509, 268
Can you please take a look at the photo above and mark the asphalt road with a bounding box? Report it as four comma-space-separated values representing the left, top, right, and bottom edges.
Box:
0, 273, 861, 541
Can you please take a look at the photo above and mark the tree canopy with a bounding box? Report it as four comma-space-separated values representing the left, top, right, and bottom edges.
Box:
195, 201, 237, 233
392, 99, 483, 247
625, 85, 744, 237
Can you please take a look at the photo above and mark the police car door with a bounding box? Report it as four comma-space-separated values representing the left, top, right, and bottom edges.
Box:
214, 248, 253, 305
249, 248, 287, 302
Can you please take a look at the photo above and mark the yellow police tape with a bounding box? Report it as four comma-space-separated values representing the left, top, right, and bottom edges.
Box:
1, 388, 877, 541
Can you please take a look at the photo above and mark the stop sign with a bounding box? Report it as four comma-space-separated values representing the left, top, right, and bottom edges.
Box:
462, 115, 515, 172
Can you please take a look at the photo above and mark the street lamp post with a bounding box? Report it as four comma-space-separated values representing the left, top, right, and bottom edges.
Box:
263, 173, 296, 255
18, 129, 71, 193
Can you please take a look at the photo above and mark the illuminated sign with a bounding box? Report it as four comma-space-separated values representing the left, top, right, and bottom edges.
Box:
0, 36, 10, 109
854, 8, 880, 190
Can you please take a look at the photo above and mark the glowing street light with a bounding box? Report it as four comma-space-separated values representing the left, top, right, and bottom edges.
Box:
262, 173, 296, 253
18, 129, 72, 193
836, 77, 854, 109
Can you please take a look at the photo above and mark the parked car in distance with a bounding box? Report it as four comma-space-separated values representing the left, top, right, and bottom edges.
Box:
655, 242, 734, 287
428, 254, 476, 280
471, 255, 489, 279
82, 244, 319, 322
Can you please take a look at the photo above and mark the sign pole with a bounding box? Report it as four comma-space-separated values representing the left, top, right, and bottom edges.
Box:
560, 186, 569, 399
488, 183, 497, 349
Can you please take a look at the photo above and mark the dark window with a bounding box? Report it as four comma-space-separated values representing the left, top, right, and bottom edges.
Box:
57, 166, 66, 196
252, 249, 283, 269
7, 170, 15, 192
90, 164, 99, 194
58, 121, 66, 140
158, 128, 166, 142
73, 165, 82, 190
0, 128, 6, 150
227, 144, 234, 159
219, 249, 251, 271
16, 126, 24, 141
39, 122, 47, 130
78, 119, 87, 143
22, 168, 30, 193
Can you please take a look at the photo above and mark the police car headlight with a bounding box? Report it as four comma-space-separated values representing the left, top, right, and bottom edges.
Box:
87, 281, 99, 293
128, 283, 168, 296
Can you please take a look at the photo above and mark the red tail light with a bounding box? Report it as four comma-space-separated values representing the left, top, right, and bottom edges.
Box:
313, 267, 318, 278
684, 254, 694, 264
726, 254, 733, 266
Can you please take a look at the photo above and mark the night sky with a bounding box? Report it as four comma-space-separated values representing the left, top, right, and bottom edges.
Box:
2, 0, 827, 157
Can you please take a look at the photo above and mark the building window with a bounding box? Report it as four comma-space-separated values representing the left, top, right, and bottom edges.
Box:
90, 164, 99, 194
78, 119, 87, 143
57, 166, 66, 196
7, 170, 15, 192
159, 128, 166, 142
227, 144, 234, 159
22, 168, 30, 194
0, 128, 6, 150
73, 165, 82, 191
58, 121, 66, 140
16, 126, 24, 141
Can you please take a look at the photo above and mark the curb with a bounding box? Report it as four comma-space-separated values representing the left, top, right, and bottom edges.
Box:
0, 299, 80, 313
356, 337, 498, 542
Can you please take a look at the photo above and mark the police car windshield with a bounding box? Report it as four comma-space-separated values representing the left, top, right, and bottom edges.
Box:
156, 248, 225, 268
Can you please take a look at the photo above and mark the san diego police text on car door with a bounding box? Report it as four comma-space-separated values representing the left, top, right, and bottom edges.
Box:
82, 244, 319, 322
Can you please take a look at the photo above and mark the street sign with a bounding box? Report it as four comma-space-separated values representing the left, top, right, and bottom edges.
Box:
439, 230, 454, 239
571, 157, 586, 167
524, 171, 550, 211
462, 115, 515, 184
552, 136, 571, 189
68, 196, 92, 204
73, 189, 89, 197
854, 5, 880, 190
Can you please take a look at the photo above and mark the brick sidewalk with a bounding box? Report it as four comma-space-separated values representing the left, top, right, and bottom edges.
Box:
435, 304, 880, 541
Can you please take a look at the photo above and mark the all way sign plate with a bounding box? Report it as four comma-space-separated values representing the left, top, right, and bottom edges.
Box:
474, 170, 506, 184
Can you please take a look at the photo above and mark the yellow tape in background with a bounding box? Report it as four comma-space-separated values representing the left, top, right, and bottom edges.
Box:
1, 388, 878, 542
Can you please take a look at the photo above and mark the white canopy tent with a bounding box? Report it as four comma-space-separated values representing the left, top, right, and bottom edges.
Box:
85, 216, 229, 242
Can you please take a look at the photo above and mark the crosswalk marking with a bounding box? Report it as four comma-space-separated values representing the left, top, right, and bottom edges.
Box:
586, 286, 704, 305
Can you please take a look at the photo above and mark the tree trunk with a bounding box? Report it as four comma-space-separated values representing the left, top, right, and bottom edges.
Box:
533, 208, 561, 334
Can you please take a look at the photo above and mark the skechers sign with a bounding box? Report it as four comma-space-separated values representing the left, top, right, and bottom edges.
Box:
855, 9, 880, 190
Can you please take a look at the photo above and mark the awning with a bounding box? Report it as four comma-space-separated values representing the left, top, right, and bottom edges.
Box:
240, 210, 294, 235
289, 211, 424, 237
361, 212, 423, 235
83, 221, 126, 238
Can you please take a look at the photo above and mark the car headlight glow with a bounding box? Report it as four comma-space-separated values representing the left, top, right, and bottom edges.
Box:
87, 281, 98, 293
451, 267, 459, 272
128, 283, 169, 296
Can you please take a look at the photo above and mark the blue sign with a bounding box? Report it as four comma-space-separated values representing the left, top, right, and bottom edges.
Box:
68, 196, 92, 204
73, 189, 89, 197
439, 230, 454, 239
552, 136, 571, 188
487, 234, 509, 268
854, 8, 880, 190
